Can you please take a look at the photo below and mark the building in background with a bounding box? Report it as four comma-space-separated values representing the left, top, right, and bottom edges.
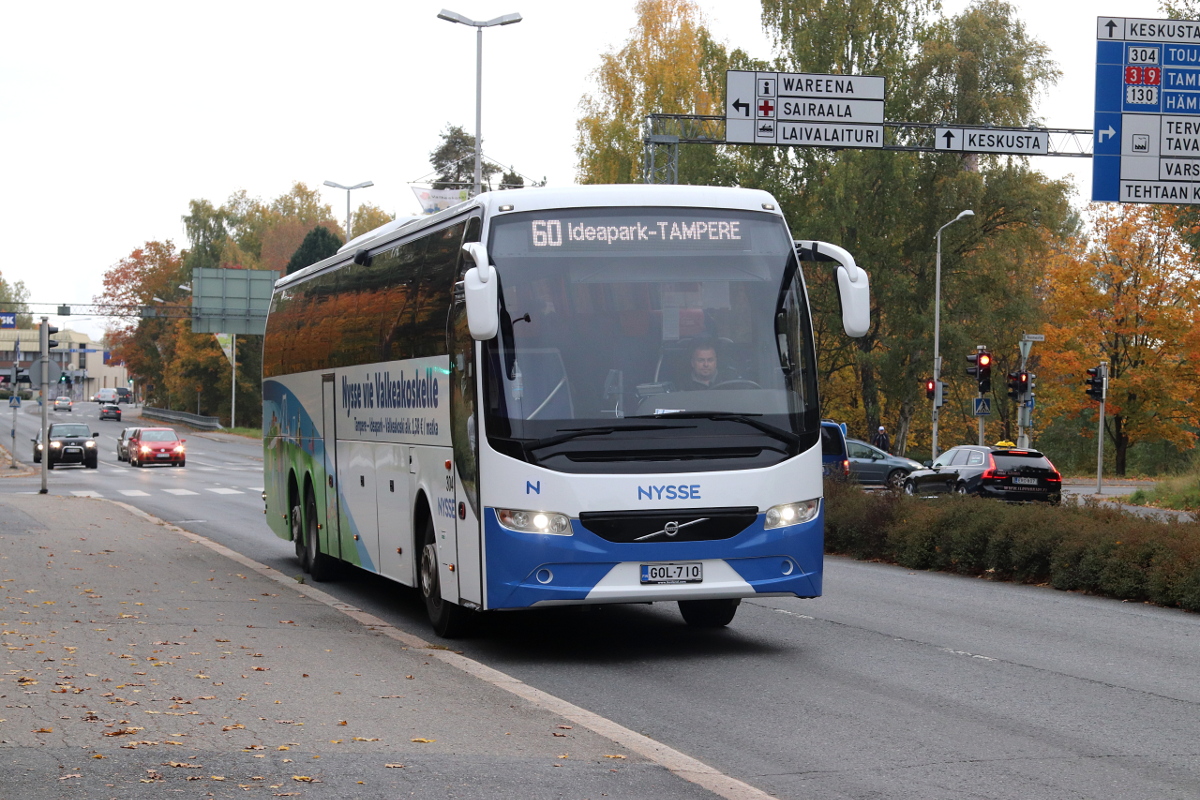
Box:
0, 328, 128, 401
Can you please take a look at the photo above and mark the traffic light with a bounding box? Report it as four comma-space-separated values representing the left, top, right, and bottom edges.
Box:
966, 350, 992, 393
46, 324, 59, 350
1085, 365, 1106, 401
1006, 371, 1021, 400
1017, 371, 1029, 396
925, 378, 936, 400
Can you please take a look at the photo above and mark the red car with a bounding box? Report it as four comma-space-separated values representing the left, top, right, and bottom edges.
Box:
128, 427, 186, 467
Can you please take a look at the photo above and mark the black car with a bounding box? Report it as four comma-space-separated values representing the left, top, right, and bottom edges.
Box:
846, 438, 923, 489
32, 423, 99, 469
903, 444, 1061, 503
99, 403, 122, 421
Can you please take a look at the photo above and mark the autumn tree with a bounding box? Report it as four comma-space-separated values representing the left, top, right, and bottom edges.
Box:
94, 241, 187, 408
1042, 204, 1200, 476
575, 0, 733, 185
350, 203, 395, 240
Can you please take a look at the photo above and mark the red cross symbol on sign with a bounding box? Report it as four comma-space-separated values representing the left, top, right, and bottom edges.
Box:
758, 99, 775, 117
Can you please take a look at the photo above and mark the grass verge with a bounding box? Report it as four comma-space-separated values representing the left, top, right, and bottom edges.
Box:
1127, 474, 1200, 512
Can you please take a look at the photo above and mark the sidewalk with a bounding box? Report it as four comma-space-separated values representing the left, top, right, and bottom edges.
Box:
0, 495, 730, 799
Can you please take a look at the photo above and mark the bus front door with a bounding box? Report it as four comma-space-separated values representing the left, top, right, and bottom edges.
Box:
450, 298, 483, 607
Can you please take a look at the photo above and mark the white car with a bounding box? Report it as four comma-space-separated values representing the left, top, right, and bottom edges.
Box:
53, 396, 73, 412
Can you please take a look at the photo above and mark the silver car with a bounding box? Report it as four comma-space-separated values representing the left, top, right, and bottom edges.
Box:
846, 438, 922, 489
115, 427, 140, 462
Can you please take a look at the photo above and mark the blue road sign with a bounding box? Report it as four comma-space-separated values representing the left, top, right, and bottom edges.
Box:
974, 397, 992, 416
8, 396, 20, 408
0, 312, 15, 329
1095, 16, 1200, 203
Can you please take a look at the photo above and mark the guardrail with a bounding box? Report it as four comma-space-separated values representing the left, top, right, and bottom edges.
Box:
140, 406, 223, 431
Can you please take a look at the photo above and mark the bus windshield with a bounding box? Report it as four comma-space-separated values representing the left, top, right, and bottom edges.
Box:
484, 206, 819, 473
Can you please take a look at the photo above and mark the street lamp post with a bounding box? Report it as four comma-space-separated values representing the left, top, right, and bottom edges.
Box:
437, 9, 522, 197
323, 180, 374, 243
931, 209, 975, 460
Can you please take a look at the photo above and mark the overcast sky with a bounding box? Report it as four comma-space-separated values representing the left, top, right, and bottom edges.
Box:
0, 0, 1166, 341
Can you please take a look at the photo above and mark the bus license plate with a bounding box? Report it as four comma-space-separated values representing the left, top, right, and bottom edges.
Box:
641, 563, 702, 584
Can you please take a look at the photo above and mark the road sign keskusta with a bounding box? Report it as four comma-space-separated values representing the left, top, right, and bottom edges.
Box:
1094, 16, 1200, 202
934, 127, 1048, 155
726, 70, 885, 147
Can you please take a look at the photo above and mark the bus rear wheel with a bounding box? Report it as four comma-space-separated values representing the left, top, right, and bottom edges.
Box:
291, 501, 305, 563
678, 598, 740, 628
419, 517, 473, 638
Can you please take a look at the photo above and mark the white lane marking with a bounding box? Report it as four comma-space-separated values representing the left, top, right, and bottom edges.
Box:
163, 489, 200, 496
118, 490, 151, 497
71, 491, 103, 498
108, 504, 777, 800
206, 488, 243, 495
248, 487, 264, 492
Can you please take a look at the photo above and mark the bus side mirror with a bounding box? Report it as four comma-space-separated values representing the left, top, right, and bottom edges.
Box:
796, 240, 871, 338
462, 243, 499, 340
835, 263, 870, 338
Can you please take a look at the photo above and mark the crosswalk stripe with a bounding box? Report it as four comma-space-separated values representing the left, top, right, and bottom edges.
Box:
163, 488, 200, 496
119, 490, 151, 497
71, 490, 102, 498
206, 488, 243, 495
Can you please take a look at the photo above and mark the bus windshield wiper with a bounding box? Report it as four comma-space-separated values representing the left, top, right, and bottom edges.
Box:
629, 412, 800, 445
499, 423, 692, 453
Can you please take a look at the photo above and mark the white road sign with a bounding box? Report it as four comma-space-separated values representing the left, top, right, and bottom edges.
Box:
726, 70, 886, 147
934, 127, 1049, 155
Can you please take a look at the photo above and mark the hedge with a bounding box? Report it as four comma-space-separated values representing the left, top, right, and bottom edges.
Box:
823, 480, 1200, 612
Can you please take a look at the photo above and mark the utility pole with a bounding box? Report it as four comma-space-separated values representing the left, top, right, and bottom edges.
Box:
39, 318, 50, 494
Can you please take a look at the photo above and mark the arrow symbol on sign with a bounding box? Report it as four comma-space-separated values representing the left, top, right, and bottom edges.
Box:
941, 130, 956, 148
1104, 19, 1118, 38
732, 99, 749, 117
1099, 125, 1116, 142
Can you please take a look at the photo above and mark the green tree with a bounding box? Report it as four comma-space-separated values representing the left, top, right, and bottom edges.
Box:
571, 0, 1075, 456
286, 227, 343, 276
498, 167, 524, 190
0, 275, 32, 327
430, 124, 499, 190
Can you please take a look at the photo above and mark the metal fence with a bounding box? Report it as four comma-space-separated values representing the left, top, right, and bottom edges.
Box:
140, 406, 223, 431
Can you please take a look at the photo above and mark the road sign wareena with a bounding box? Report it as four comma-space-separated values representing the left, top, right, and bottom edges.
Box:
726, 70, 886, 148
1094, 15, 1200, 202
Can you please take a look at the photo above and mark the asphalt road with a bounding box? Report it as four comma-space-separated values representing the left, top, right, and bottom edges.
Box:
4, 401, 1198, 799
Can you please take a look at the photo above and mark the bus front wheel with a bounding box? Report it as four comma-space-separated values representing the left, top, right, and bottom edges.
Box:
419, 517, 473, 638
678, 598, 740, 628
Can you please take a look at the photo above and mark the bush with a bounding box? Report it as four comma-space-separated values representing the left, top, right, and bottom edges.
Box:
824, 485, 1200, 612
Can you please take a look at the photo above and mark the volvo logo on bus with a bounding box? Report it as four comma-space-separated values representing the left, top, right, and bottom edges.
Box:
635, 517, 709, 542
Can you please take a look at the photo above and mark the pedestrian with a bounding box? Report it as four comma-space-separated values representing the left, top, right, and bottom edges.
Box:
871, 425, 890, 453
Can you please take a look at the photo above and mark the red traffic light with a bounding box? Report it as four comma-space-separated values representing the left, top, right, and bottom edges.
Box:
925, 378, 936, 399
978, 353, 992, 367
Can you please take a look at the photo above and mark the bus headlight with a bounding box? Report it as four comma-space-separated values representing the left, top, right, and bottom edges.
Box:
497, 508, 572, 535
764, 499, 820, 529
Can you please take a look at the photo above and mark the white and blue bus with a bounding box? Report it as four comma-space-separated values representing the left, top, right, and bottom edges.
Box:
262, 185, 869, 636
